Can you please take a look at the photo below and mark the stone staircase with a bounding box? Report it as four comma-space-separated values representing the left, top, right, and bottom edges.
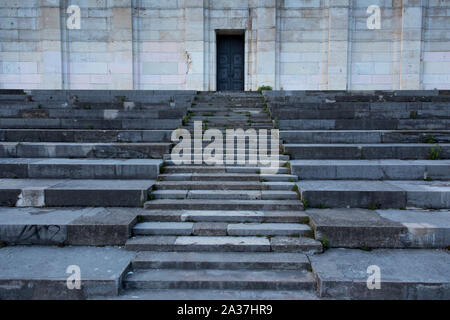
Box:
122, 92, 321, 298
0, 89, 449, 300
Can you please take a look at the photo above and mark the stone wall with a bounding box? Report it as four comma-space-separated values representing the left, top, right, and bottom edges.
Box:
0, 0, 448, 90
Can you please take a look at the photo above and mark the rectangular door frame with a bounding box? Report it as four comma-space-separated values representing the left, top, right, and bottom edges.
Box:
216, 33, 245, 92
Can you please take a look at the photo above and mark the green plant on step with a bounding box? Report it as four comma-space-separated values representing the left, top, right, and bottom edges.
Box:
360, 244, 372, 252
260, 178, 268, 182
319, 235, 329, 252
318, 204, 327, 209
369, 202, 380, 211
273, 117, 279, 129
37, 104, 42, 109
424, 134, 436, 144
289, 178, 296, 183
301, 196, 308, 210
409, 110, 418, 119
283, 162, 291, 169
257, 85, 273, 94
202, 113, 213, 117
427, 145, 442, 160
0, 241, 7, 249
424, 176, 433, 182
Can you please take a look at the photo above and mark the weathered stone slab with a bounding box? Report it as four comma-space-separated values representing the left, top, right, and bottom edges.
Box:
0, 246, 133, 300
310, 249, 450, 300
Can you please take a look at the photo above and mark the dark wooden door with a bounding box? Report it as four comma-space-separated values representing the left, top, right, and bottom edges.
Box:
217, 35, 244, 91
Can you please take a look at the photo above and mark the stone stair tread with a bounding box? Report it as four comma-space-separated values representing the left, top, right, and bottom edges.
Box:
152, 190, 299, 200
104, 288, 319, 300
131, 251, 311, 271
125, 235, 272, 252
144, 199, 303, 211
159, 173, 298, 182
125, 268, 315, 285
133, 222, 311, 236
139, 210, 309, 223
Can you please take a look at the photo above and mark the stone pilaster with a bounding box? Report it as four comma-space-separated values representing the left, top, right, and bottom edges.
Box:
253, 0, 277, 90
327, 0, 350, 90
399, 0, 424, 89
184, 0, 205, 90
40, 4, 62, 89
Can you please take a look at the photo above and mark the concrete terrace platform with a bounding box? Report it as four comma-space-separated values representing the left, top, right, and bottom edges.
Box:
291, 160, 450, 180
0, 179, 156, 207
0, 246, 134, 300
310, 248, 450, 300
307, 208, 450, 249
0, 207, 141, 245
297, 180, 450, 209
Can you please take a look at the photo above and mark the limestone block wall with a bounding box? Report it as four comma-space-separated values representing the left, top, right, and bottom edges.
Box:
0, 0, 61, 89
0, 0, 448, 90
278, 0, 328, 90
423, 0, 450, 89
349, 0, 401, 90
62, 0, 133, 89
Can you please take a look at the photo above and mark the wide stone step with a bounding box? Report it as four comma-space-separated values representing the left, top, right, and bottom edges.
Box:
131, 251, 310, 270
284, 143, 450, 160
0, 142, 170, 159
278, 119, 450, 130
151, 190, 299, 200
298, 180, 450, 209
0, 129, 173, 143
139, 210, 308, 223
125, 236, 321, 253
271, 106, 450, 120
163, 159, 288, 167
0, 179, 154, 207
0, 118, 180, 130
123, 269, 316, 291
133, 222, 311, 237
291, 160, 450, 180
159, 173, 298, 182
111, 288, 319, 300
307, 208, 450, 249
184, 124, 274, 130
0, 108, 185, 120
163, 154, 289, 162
187, 118, 271, 123
280, 130, 450, 144
155, 181, 295, 191
0, 158, 162, 179
144, 199, 303, 211
163, 166, 290, 174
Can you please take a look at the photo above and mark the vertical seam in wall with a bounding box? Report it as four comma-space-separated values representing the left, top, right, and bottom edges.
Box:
419, 0, 428, 90
399, 0, 404, 89
60, 0, 69, 89
347, 1, 353, 91
275, 0, 281, 90
132, 0, 141, 90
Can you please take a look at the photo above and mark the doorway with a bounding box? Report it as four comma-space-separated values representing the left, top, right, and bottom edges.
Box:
216, 35, 245, 91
